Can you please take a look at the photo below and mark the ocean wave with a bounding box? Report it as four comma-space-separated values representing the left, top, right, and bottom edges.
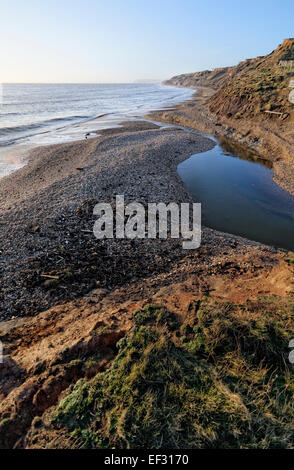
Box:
0, 84, 194, 150
0, 115, 90, 136
0, 122, 41, 135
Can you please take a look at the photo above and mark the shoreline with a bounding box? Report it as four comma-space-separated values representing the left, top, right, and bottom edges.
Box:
0, 83, 195, 179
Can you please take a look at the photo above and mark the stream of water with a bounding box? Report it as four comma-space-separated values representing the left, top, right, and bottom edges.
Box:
178, 137, 294, 251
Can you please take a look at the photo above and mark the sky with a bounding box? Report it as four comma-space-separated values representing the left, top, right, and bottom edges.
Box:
1, 0, 293, 83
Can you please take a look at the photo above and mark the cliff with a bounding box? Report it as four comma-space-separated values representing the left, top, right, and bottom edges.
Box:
166, 39, 294, 120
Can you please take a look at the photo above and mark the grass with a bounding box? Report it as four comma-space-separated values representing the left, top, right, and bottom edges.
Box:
286, 255, 294, 266
51, 299, 294, 449
281, 42, 294, 61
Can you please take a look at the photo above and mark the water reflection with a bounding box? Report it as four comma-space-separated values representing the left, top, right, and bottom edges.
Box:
178, 137, 294, 251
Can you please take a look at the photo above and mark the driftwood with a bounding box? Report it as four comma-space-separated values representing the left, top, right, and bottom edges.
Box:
264, 110, 289, 120
264, 110, 283, 115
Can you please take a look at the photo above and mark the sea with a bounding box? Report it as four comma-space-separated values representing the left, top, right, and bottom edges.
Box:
0, 83, 194, 177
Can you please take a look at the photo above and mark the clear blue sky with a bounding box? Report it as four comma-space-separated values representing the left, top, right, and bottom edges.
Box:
1, 0, 293, 83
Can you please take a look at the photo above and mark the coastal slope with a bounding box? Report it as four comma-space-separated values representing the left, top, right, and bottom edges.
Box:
158, 39, 294, 194
166, 38, 294, 119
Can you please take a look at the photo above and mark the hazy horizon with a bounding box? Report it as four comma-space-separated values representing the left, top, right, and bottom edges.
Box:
1, 0, 293, 83
2, 81, 163, 84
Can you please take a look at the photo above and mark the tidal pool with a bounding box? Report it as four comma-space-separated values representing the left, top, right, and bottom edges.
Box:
178, 137, 294, 251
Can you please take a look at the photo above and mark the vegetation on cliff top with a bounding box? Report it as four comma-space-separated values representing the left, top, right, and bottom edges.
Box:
51, 298, 294, 449
210, 38, 294, 119
166, 39, 294, 120
209, 63, 293, 119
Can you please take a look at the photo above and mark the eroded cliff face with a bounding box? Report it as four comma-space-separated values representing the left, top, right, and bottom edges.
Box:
165, 39, 294, 120
165, 58, 258, 91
